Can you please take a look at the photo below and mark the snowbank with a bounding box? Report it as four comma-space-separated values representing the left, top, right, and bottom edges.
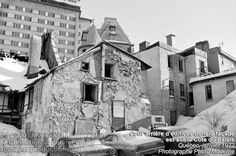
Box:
175, 115, 193, 126
0, 123, 46, 156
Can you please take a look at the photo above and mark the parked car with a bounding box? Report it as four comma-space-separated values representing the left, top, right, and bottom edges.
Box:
101, 130, 164, 156
151, 126, 209, 156
47, 136, 116, 156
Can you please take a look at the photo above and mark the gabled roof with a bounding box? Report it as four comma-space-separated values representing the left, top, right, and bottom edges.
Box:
98, 17, 132, 44
80, 24, 102, 47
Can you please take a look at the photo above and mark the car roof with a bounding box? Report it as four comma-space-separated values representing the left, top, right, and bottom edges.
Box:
155, 126, 189, 131
112, 130, 141, 135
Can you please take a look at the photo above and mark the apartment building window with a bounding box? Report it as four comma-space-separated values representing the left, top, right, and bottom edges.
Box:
68, 32, 75, 37
169, 81, 174, 96
11, 41, 19, 46
58, 48, 65, 53
15, 6, 23, 11
179, 59, 183, 72
78, 32, 81, 36
21, 42, 29, 48
39, 10, 46, 16
180, 84, 185, 97
0, 39, 4, 44
200, 60, 205, 74
23, 25, 31, 30
59, 31, 66, 36
38, 19, 45, 24
37, 27, 44, 32
79, 24, 81, 29
24, 16, 32, 22
1, 3, 9, 8
48, 12, 55, 17
60, 15, 67, 20
168, 55, 172, 68
69, 16, 76, 21
81, 62, 89, 71
47, 20, 54, 26
0, 21, 7, 26
0, 11, 8, 17
0, 29, 5, 35
22, 33, 30, 39
67, 49, 74, 54
60, 23, 67, 28
68, 41, 74, 46
205, 85, 213, 101
226, 80, 235, 95
83, 83, 98, 103
25, 8, 33, 13
58, 39, 66, 45
68, 24, 75, 29
28, 87, 34, 110
14, 14, 22, 20
13, 23, 21, 28
12, 32, 20, 37
46, 29, 53, 33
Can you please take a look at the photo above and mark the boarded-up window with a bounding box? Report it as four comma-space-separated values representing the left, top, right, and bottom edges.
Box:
226, 80, 235, 95
83, 83, 98, 103
169, 81, 174, 96
28, 87, 34, 109
205, 85, 213, 101
180, 84, 185, 97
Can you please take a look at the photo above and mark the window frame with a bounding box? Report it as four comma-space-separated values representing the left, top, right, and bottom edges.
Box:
169, 81, 174, 96
180, 83, 185, 98
28, 87, 34, 110
168, 55, 172, 69
83, 83, 99, 104
105, 63, 115, 78
179, 59, 183, 72
205, 84, 213, 101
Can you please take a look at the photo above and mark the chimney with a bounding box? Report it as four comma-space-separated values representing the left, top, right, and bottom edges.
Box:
166, 34, 176, 47
26, 35, 41, 79
139, 41, 150, 52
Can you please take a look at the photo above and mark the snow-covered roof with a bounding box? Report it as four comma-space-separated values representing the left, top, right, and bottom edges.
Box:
190, 69, 236, 85
0, 58, 43, 91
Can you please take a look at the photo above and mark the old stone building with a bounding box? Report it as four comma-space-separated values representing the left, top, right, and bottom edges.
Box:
21, 30, 151, 143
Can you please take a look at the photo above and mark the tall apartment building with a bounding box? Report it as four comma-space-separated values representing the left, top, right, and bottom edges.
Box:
0, 0, 91, 61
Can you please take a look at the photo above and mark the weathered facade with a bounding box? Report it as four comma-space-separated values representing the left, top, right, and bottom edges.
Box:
21, 41, 151, 144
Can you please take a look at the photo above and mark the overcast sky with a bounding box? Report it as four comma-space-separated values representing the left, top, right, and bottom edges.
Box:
80, 0, 236, 56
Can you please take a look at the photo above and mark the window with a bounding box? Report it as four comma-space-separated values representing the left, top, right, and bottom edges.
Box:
78, 32, 81, 36
59, 39, 66, 45
21, 42, 29, 48
60, 15, 67, 20
28, 87, 34, 109
169, 81, 174, 96
205, 85, 213, 101
67, 49, 74, 54
1, 3, 9, 8
47, 21, 54, 26
37, 27, 44, 32
59, 31, 66, 36
58, 48, 65, 53
0, 39, 4, 44
168, 55, 172, 68
83, 83, 98, 103
0, 21, 7, 26
13, 23, 21, 28
82, 49, 86, 53
68, 32, 75, 37
179, 59, 183, 72
12, 32, 20, 37
226, 80, 235, 95
15, 6, 23, 11
22, 33, 30, 39
68, 41, 74, 46
11, 41, 19, 46
39, 10, 46, 16
180, 84, 185, 97
68, 24, 75, 29
23, 25, 31, 30
14, 14, 22, 20
24, 16, 32, 22
0, 29, 5, 35
60, 23, 67, 28
38, 19, 45, 24
25, 8, 33, 13
0, 11, 8, 17
79, 24, 81, 29
81, 62, 89, 71
105, 63, 115, 78
200, 60, 205, 74
48, 12, 55, 17
25, 122, 31, 134
69, 16, 76, 21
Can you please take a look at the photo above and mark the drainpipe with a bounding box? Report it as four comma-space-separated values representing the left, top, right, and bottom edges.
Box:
184, 56, 189, 115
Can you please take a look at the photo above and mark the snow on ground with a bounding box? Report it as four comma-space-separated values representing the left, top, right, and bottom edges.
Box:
182, 90, 236, 156
175, 115, 193, 126
0, 123, 46, 156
